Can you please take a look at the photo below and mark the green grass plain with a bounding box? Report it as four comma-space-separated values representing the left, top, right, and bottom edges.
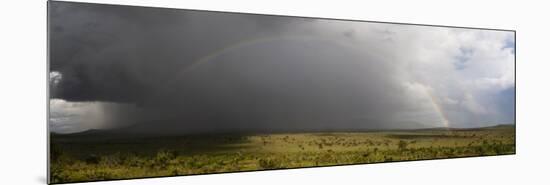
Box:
50, 125, 515, 184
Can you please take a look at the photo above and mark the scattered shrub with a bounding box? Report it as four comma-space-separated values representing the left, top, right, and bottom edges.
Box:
258, 158, 279, 169
398, 140, 408, 150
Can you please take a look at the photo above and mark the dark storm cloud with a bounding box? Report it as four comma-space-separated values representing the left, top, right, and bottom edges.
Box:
49, 1, 515, 134
50, 1, 310, 103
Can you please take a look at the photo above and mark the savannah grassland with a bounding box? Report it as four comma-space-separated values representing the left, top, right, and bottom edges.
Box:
50, 125, 515, 184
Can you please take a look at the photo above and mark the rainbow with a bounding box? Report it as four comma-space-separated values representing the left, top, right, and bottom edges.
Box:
422, 86, 451, 128
174, 35, 353, 76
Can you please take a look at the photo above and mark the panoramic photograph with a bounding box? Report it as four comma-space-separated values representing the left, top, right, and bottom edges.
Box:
48, 1, 515, 184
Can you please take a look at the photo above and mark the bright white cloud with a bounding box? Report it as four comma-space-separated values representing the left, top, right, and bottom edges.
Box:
49, 99, 144, 133
49, 71, 62, 85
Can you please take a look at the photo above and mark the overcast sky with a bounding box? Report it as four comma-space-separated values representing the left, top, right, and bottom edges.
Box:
49, 1, 515, 134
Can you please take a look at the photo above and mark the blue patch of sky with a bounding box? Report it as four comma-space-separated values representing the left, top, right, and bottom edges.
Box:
453, 47, 474, 70
503, 35, 515, 54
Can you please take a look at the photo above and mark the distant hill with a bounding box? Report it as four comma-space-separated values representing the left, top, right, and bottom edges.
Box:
410, 124, 515, 132
51, 122, 515, 140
